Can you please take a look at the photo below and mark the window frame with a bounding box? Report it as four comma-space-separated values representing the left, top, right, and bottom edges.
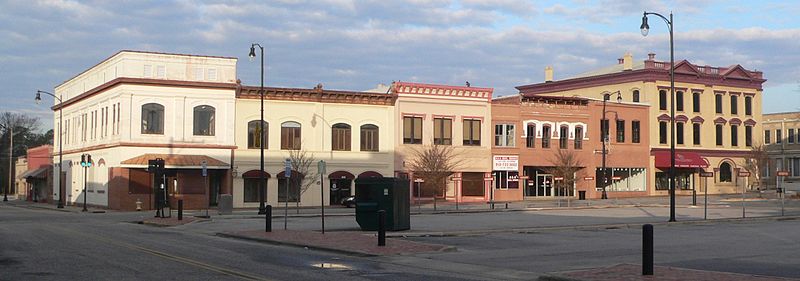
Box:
632, 90, 640, 103
462, 119, 481, 146
192, 105, 215, 136
693, 123, 701, 145
574, 126, 583, 149
433, 118, 453, 145
403, 116, 423, 144
331, 123, 352, 151
716, 124, 723, 146
692, 92, 701, 113
659, 90, 667, 110
247, 120, 268, 149
746, 126, 753, 147
281, 121, 302, 150
559, 126, 568, 149
731, 125, 739, 147
745, 96, 753, 115
360, 124, 379, 152
715, 94, 723, 114
141, 103, 165, 135
676, 91, 684, 111
526, 124, 535, 148
632, 121, 641, 143
659, 121, 667, 144
494, 123, 516, 147
616, 119, 625, 143
730, 95, 738, 115
541, 125, 551, 148
676, 122, 684, 145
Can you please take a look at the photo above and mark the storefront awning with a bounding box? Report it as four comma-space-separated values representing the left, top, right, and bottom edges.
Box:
121, 154, 229, 169
19, 166, 50, 180
654, 151, 708, 169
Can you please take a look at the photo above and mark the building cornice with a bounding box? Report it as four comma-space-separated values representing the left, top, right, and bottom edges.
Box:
55, 142, 237, 156
237, 85, 397, 106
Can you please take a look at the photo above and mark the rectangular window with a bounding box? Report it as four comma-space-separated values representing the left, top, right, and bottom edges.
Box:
156, 65, 166, 78
194, 67, 203, 80
597, 168, 647, 192
493, 171, 519, 189
765, 130, 771, 144
243, 178, 266, 202
574, 127, 583, 149
494, 124, 515, 147
461, 172, 485, 196
789, 129, 796, 144
777, 129, 782, 144
746, 126, 753, 147
715, 94, 723, 114
360, 125, 379, 152
745, 96, 752, 115
207, 68, 217, 81
278, 178, 300, 202
280, 126, 302, 150
791, 158, 800, 177
143, 65, 152, 77
559, 126, 568, 149
693, 92, 701, 113
616, 120, 625, 143
656, 171, 693, 190
716, 124, 723, 146
331, 125, 351, 151
542, 126, 551, 148
659, 90, 667, 110
693, 123, 701, 145
676, 91, 684, 111
659, 122, 667, 144
676, 122, 684, 145
731, 125, 738, 146
526, 124, 535, 148
433, 118, 452, 145
730, 95, 738, 115
403, 116, 422, 144
632, 121, 640, 143
462, 119, 481, 146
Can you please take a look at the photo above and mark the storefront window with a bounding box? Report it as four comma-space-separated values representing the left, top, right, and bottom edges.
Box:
243, 178, 266, 202
598, 168, 647, 192
655, 171, 693, 190
461, 172, 485, 196
493, 171, 519, 189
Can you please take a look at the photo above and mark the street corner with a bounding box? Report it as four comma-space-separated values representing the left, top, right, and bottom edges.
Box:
139, 216, 208, 227
217, 229, 456, 256
537, 264, 795, 281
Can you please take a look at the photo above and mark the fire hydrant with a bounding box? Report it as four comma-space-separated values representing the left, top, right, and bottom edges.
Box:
135, 198, 142, 211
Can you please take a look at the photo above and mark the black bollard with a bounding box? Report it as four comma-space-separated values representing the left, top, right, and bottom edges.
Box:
265, 205, 272, 232
178, 200, 183, 221
378, 210, 386, 246
643, 224, 654, 275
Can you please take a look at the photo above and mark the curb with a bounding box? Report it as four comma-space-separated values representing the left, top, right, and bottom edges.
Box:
537, 275, 585, 281
215, 232, 377, 257
139, 218, 211, 227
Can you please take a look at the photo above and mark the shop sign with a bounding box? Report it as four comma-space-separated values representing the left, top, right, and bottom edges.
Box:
611, 176, 621, 180
553, 176, 564, 181
700, 172, 714, 177
450, 177, 462, 181
583, 176, 594, 180
492, 155, 519, 171
414, 178, 424, 183
777, 171, 790, 177
738, 171, 751, 177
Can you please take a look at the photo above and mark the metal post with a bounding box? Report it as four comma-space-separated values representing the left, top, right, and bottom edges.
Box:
5, 125, 12, 202
82, 158, 88, 212
320, 172, 325, 234
667, 12, 677, 223
284, 178, 288, 230
265, 204, 272, 232
704, 177, 708, 220
257, 44, 266, 215
692, 174, 696, 206
741, 174, 746, 218
643, 224, 654, 275
378, 210, 386, 246
178, 199, 183, 220
601, 98, 608, 200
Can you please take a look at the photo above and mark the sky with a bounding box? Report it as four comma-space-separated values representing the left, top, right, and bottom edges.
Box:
2, 0, 799, 130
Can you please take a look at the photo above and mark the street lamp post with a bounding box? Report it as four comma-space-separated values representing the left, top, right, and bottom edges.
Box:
641, 11, 677, 222
249, 43, 267, 215
35, 90, 65, 209
601, 91, 622, 200
3, 124, 13, 202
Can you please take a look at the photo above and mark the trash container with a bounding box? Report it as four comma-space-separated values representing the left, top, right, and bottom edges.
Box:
578, 191, 586, 200
217, 194, 232, 215
355, 177, 410, 231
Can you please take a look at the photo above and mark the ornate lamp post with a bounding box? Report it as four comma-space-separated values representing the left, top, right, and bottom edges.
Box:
641, 11, 677, 222
601, 91, 622, 200
35, 90, 65, 208
249, 43, 267, 214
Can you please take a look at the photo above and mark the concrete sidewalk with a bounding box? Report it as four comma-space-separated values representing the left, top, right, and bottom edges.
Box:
539, 264, 797, 281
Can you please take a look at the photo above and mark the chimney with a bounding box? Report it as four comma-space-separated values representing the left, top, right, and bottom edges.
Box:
648, 53, 656, 60
623, 52, 633, 71
545, 66, 553, 82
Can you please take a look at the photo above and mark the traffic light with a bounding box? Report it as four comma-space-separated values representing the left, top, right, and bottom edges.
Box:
148, 159, 158, 173
81, 154, 86, 167
87, 155, 92, 167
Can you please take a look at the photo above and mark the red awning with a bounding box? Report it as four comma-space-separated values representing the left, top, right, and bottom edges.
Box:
358, 171, 383, 178
654, 151, 709, 169
242, 170, 271, 178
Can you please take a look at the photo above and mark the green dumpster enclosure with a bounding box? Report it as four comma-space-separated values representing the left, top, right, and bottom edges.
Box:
355, 177, 410, 231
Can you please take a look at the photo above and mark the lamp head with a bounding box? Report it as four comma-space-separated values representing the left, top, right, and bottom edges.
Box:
35, 92, 41, 104
248, 44, 256, 61
640, 12, 650, 36
616, 91, 622, 103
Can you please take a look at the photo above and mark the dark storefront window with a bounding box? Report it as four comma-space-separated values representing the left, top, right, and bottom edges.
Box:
493, 171, 519, 189
461, 172, 485, 196
720, 162, 732, 182
243, 178, 266, 202
655, 171, 693, 190
278, 177, 301, 202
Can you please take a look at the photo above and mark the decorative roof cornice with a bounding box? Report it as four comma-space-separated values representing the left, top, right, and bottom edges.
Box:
393, 81, 493, 102
237, 85, 397, 106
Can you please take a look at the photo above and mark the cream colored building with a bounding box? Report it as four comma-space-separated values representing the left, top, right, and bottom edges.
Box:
763, 112, 800, 191
392, 81, 493, 202
517, 53, 766, 195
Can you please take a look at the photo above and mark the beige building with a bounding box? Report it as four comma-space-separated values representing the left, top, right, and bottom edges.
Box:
517, 53, 767, 195
763, 112, 800, 191
392, 81, 493, 202
14, 157, 27, 199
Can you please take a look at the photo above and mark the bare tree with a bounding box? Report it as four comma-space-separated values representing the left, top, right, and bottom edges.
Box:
0, 112, 43, 193
546, 148, 584, 197
288, 148, 319, 213
744, 144, 770, 190
405, 143, 463, 210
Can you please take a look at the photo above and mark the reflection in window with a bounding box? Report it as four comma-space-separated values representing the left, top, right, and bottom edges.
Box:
247, 120, 268, 149
720, 162, 732, 182
193, 105, 215, 136
141, 103, 164, 134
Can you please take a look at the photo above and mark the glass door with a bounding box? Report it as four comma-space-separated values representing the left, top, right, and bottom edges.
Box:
536, 174, 553, 197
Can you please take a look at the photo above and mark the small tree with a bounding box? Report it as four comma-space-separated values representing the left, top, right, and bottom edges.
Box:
406, 144, 463, 210
546, 148, 584, 197
288, 148, 319, 213
744, 144, 770, 190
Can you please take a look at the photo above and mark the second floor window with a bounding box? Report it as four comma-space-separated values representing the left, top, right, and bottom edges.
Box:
659, 90, 667, 110
746, 126, 753, 147
616, 120, 625, 143
777, 129, 782, 144
765, 130, 771, 144
676, 122, 684, 145
601, 119, 610, 142
193, 105, 215, 136
332, 123, 351, 151
693, 123, 701, 145
542, 126, 551, 148
574, 127, 583, 149
715, 94, 723, 114
659, 121, 667, 144
281, 121, 301, 150
141, 103, 164, 134
463, 119, 481, 146
495, 124, 515, 147
360, 124, 379, 152
433, 118, 452, 145
789, 129, 796, 144
632, 90, 640, 102
247, 120, 268, 149
716, 124, 723, 146
403, 116, 422, 144
745, 96, 753, 115
693, 92, 701, 113
632, 121, 640, 143
559, 126, 568, 149
676, 91, 684, 111
526, 124, 535, 148
731, 95, 738, 115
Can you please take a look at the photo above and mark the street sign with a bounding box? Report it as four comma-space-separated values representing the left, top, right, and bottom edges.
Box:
554, 176, 564, 181
777, 171, 790, 177
738, 171, 751, 177
201, 160, 207, 177
450, 177, 462, 181
413, 178, 424, 183
595, 187, 603, 191
519, 176, 530, 180
284, 158, 292, 178
700, 172, 714, 177
317, 160, 326, 175
611, 176, 621, 180
484, 177, 494, 181
583, 176, 594, 180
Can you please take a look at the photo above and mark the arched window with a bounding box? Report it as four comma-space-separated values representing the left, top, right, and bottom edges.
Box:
332, 123, 351, 151
141, 103, 164, 134
526, 123, 535, 148
632, 90, 640, 103
360, 124, 379, 152
720, 162, 732, 182
281, 121, 301, 150
541, 125, 551, 148
559, 126, 569, 149
247, 120, 268, 149
574, 126, 583, 149
193, 105, 215, 136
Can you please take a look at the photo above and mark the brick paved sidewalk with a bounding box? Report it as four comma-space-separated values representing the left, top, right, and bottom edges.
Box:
141, 216, 206, 227
539, 264, 797, 281
219, 230, 454, 256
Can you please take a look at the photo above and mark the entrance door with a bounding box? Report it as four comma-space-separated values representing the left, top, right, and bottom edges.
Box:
329, 179, 352, 205
209, 171, 221, 206
536, 174, 553, 197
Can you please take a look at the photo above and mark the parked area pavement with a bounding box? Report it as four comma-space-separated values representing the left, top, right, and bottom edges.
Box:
539, 264, 797, 281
